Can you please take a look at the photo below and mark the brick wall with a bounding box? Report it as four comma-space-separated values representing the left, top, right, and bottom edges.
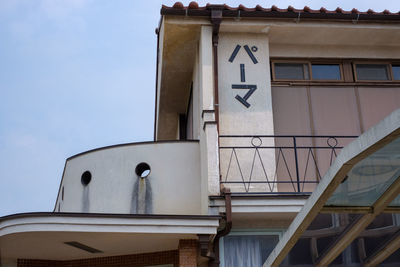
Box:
178, 239, 198, 267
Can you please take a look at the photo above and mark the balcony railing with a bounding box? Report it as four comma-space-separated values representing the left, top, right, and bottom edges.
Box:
219, 135, 357, 194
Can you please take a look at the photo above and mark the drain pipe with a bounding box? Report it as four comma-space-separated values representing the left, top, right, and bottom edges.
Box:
208, 7, 232, 266
208, 188, 232, 267
210, 6, 223, 132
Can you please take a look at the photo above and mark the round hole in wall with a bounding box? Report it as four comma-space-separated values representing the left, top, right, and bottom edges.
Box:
81, 171, 92, 186
135, 162, 151, 178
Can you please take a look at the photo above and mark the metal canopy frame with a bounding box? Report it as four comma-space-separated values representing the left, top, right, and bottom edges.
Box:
316, 169, 400, 266
363, 229, 400, 266
264, 109, 400, 267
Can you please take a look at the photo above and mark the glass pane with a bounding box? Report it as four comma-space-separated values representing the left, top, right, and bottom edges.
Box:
326, 137, 400, 207
274, 63, 307, 80
392, 65, 400, 80
311, 64, 341, 80
390, 194, 400, 206
281, 213, 400, 266
356, 64, 389, 80
282, 214, 361, 266
224, 235, 279, 267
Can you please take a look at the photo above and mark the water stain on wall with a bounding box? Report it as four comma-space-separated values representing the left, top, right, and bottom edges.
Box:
82, 187, 90, 213
131, 176, 153, 214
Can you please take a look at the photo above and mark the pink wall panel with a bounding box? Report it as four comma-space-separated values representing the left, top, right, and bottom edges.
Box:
272, 86, 315, 192
358, 87, 400, 131
309, 86, 361, 136
272, 86, 312, 135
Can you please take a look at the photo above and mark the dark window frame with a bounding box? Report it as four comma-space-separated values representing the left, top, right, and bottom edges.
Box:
271, 60, 344, 82
272, 61, 310, 81
271, 59, 400, 84
353, 62, 392, 82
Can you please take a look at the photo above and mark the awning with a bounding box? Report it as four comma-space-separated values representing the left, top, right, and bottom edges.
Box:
265, 109, 400, 267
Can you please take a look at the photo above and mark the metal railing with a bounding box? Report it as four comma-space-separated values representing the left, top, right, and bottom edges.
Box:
219, 135, 357, 194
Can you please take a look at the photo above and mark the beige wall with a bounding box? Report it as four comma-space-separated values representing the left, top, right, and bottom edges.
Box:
55, 142, 202, 215
198, 26, 220, 212
191, 44, 200, 140
269, 44, 400, 59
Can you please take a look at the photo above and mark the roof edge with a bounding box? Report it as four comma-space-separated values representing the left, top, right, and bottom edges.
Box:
0, 211, 221, 222
161, 2, 400, 21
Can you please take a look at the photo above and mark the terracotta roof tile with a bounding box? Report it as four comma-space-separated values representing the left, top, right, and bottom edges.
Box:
161, 2, 400, 21
172, 2, 184, 9
335, 7, 343, 14
287, 5, 295, 12
188, 1, 198, 9
256, 5, 266, 11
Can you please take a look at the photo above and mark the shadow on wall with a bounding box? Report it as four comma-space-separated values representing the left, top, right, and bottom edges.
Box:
131, 162, 153, 214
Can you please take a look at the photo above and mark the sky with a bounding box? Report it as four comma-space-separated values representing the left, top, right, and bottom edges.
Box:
0, 0, 399, 217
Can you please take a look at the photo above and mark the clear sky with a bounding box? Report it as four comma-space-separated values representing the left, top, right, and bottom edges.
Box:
0, 0, 398, 216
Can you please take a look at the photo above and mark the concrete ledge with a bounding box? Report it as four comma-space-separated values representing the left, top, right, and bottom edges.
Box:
0, 212, 221, 236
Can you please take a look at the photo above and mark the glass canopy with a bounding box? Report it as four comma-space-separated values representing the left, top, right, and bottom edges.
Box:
326, 137, 400, 207
264, 109, 400, 267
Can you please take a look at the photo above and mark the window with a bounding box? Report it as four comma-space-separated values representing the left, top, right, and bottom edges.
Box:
272, 60, 400, 82
355, 64, 389, 80
272, 62, 342, 81
311, 64, 341, 80
274, 63, 309, 80
220, 231, 282, 267
392, 65, 400, 80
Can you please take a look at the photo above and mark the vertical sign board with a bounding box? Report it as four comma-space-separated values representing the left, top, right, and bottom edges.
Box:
218, 33, 276, 193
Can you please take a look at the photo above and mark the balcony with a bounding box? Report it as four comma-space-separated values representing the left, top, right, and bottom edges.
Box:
219, 135, 357, 194
55, 141, 203, 215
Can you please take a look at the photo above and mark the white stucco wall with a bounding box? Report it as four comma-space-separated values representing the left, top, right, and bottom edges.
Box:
55, 141, 202, 215
218, 32, 274, 136
218, 32, 276, 193
192, 48, 200, 140
198, 26, 221, 213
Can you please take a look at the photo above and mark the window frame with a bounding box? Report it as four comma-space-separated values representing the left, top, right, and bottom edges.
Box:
271, 60, 310, 81
389, 63, 400, 81
271, 60, 344, 82
353, 62, 393, 82
271, 58, 400, 84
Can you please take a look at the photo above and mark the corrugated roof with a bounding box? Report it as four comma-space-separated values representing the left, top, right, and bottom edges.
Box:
161, 2, 400, 21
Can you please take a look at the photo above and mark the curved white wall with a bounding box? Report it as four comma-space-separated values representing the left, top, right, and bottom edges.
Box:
55, 141, 202, 215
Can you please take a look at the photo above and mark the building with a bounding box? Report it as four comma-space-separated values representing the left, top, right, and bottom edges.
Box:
1, 2, 400, 267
